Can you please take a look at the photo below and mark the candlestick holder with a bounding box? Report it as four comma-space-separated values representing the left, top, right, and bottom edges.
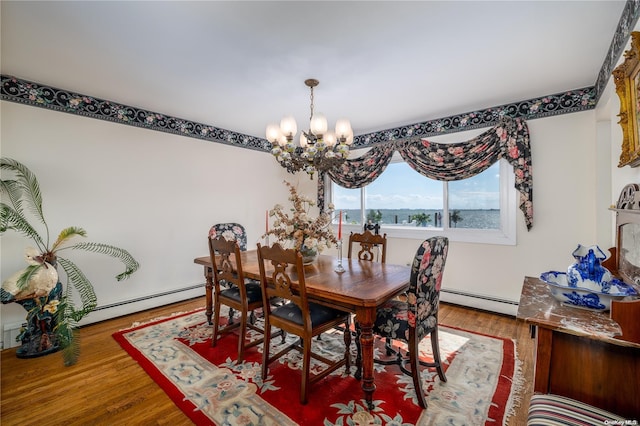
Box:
334, 239, 345, 273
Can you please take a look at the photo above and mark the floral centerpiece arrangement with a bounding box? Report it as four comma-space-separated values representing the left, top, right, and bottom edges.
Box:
264, 181, 337, 262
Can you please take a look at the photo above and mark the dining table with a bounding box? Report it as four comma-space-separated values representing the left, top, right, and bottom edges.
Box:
194, 250, 411, 409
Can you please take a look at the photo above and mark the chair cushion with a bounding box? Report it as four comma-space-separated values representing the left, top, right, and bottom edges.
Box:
527, 394, 625, 425
272, 301, 345, 326
220, 282, 262, 304
373, 299, 440, 342
373, 299, 410, 341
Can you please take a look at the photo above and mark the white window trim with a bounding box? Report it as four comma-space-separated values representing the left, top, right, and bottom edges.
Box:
329, 159, 517, 246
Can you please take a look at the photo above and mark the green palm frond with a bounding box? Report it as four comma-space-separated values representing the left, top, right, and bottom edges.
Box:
50, 226, 87, 252
0, 203, 45, 250
15, 264, 45, 291
0, 157, 46, 227
54, 297, 80, 366
59, 325, 80, 367
56, 257, 98, 322
0, 178, 26, 216
65, 242, 140, 281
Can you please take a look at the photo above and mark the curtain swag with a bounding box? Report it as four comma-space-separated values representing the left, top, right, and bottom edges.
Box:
319, 117, 533, 230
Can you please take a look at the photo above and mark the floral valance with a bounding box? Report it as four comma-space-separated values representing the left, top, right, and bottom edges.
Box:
326, 143, 396, 188
320, 117, 533, 230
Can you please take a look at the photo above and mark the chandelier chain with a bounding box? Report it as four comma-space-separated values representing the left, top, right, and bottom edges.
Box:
309, 85, 315, 122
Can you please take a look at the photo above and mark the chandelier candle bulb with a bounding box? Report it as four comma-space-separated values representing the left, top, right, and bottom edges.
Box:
265, 124, 281, 142
335, 119, 352, 138
324, 132, 337, 147
280, 116, 297, 137
310, 113, 328, 135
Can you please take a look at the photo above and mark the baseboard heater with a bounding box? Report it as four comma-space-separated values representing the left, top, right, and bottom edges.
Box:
440, 288, 519, 316
2, 284, 206, 349
94, 283, 205, 311
77, 283, 206, 327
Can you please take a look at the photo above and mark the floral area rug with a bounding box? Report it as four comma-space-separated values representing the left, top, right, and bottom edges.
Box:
112, 307, 523, 425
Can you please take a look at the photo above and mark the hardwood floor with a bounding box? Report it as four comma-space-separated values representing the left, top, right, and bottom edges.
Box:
1, 298, 533, 425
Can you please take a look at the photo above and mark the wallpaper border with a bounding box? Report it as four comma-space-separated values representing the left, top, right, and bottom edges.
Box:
0, 75, 270, 153
0, 75, 595, 152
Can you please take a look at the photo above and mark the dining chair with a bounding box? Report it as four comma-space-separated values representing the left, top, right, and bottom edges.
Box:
256, 242, 352, 404
348, 230, 389, 371
208, 235, 268, 361
347, 230, 387, 263
208, 223, 251, 325
360, 236, 449, 409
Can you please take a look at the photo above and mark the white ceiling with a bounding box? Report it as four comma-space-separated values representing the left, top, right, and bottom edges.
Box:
0, 1, 628, 140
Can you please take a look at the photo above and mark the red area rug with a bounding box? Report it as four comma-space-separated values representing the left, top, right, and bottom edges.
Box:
113, 308, 522, 425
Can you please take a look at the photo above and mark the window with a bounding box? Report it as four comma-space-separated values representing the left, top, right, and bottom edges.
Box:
330, 156, 516, 245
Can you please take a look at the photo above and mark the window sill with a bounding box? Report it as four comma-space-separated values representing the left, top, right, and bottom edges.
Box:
337, 224, 516, 246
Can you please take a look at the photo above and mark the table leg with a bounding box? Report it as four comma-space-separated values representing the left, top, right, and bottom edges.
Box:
204, 266, 213, 325
356, 307, 376, 410
533, 326, 552, 393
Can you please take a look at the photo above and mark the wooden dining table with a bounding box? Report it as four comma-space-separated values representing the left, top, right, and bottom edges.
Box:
194, 250, 411, 409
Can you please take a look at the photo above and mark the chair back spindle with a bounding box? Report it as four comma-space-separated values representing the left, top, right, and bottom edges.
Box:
348, 230, 387, 263
209, 236, 245, 300
258, 243, 310, 326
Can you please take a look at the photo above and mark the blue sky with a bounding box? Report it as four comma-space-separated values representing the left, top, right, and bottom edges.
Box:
333, 161, 500, 210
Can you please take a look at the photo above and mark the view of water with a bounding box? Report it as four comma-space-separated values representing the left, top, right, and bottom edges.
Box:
339, 209, 500, 229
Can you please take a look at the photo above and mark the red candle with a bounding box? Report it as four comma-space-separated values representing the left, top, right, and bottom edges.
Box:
266, 210, 269, 233
338, 210, 342, 240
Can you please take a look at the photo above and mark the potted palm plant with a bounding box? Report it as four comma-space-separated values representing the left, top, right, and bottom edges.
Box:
0, 157, 139, 365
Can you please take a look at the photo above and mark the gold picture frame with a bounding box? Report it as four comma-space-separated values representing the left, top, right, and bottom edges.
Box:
613, 31, 640, 167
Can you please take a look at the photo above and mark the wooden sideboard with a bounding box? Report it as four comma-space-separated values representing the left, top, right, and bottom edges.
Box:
517, 276, 640, 418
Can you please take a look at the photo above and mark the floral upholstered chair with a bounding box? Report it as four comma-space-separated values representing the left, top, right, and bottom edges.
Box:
365, 236, 449, 409
209, 223, 248, 251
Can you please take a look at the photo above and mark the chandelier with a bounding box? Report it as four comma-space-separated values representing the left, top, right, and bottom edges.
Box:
266, 79, 353, 178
